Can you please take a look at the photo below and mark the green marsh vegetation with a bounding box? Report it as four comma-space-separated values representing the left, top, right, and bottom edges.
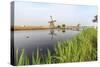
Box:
16, 28, 97, 65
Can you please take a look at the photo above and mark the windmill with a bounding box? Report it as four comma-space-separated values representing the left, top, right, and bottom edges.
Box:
76, 24, 80, 31
48, 16, 56, 29
93, 15, 97, 23
92, 15, 97, 29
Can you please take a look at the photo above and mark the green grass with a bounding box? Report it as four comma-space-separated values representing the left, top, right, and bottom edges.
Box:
16, 49, 30, 65
32, 49, 41, 64
53, 28, 97, 62
15, 28, 97, 65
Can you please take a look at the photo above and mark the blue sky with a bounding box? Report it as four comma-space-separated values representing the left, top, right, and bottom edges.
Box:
15, 1, 97, 26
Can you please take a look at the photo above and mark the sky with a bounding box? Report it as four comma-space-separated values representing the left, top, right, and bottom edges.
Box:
14, 1, 97, 26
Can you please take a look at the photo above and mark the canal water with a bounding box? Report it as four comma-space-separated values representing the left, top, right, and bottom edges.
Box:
13, 29, 79, 64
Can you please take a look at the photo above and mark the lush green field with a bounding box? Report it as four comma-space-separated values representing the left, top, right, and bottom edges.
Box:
16, 28, 97, 65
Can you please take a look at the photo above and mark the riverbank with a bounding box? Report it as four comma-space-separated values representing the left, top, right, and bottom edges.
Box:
11, 25, 50, 31
11, 25, 96, 31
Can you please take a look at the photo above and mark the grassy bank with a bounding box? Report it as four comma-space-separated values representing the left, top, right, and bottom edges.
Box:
16, 28, 97, 65
53, 28, 97, 62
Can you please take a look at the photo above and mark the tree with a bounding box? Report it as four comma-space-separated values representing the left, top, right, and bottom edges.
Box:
57, 25, 61, 28
62, 24, 66, 28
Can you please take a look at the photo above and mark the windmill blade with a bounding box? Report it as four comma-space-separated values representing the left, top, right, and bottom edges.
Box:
50, 16, 53, 21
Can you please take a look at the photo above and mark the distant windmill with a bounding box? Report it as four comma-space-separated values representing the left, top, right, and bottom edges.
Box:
92, 15, 97, 29
76, 24, 80, 31
93, 15, 97, 23
48, 16, 56, 29
77, 24, 80, 27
